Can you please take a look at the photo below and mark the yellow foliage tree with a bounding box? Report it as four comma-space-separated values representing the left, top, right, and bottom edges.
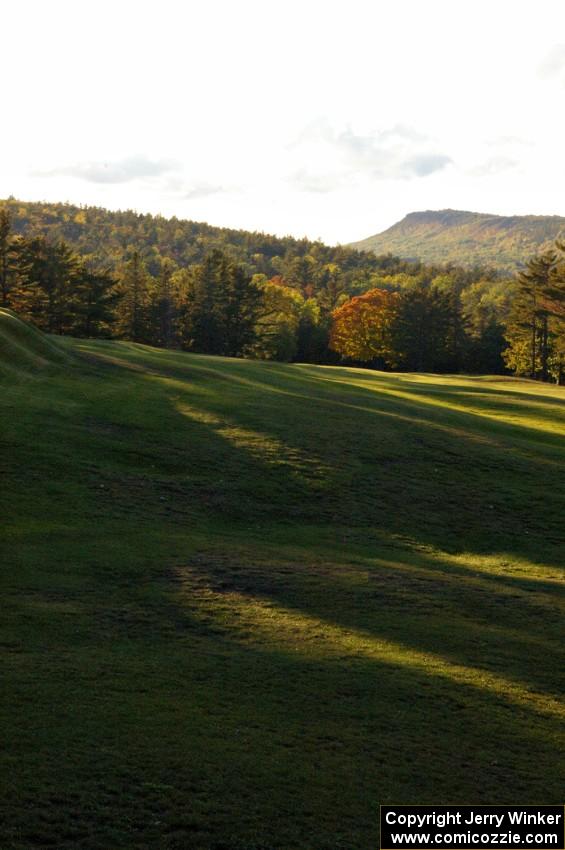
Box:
329, 288, 399, 362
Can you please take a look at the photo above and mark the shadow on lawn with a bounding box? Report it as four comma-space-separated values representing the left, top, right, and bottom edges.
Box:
3, 342, 565, 849
172, 545, 564, 699
74, 344, 565, 566
161, 539, 565, 815
64, 346, 565, 717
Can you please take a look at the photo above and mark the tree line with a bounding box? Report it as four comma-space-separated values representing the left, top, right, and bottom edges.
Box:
2, 202, 563, 379
1, 197, 411, 290
329, 243, 565, 381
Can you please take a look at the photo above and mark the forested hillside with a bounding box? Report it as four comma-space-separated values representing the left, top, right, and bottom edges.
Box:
350, 209, 565, 270
3, 197, 389, 286
1, 198, 515, 373
2, 199, 565, 380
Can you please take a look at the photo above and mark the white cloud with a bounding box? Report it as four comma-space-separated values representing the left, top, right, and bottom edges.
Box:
2, 0, 565, 243
286, 121, 452, 192
182, 183, 228, 200
538, 44, 565, 78
33, 156, 180, 185
468, 157, 520, 178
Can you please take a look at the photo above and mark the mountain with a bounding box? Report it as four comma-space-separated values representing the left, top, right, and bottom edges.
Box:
350, 209, 565, 271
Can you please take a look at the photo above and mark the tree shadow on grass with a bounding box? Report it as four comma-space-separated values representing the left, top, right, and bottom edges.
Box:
172, 543, 565, 700
3, 342, 565, 850
67, 344, 565, 568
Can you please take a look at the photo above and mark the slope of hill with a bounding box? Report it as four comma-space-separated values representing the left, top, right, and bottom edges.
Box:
0, 307, 69, 376
1, 197, 387, 282
1, 327, 564, 848
350, 209, 565, 270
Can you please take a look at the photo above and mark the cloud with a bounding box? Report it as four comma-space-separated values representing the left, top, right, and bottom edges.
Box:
287, 120, 452, 192
183, 182, 226, 200
485, 135, 531, 148
538, 44, 565, 79
468, 156, 519, 178
287, 169, 342, 194
468, 135, 530, 178
33, 155, 180, 184
159, 175, 228, 199
34, 160, 231, 202
379, 124, 429, 144
402, 153, 452, 177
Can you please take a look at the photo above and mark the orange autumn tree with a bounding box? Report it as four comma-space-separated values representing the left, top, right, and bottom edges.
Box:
329, 287, 399, 362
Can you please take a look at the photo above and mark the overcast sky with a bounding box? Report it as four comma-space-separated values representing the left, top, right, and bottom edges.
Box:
3, 0, 565, 243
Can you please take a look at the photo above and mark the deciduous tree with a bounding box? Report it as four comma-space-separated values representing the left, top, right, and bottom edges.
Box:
329, 288, 399, 363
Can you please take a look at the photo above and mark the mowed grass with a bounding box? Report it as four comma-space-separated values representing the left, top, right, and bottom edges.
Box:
1, 315, 564, 849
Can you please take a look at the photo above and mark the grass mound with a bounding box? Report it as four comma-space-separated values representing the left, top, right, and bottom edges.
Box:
0, 308, 69, 376
1, 339, 564, 850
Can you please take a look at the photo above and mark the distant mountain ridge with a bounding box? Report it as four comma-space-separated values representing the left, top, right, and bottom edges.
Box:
350, 209, 565, 271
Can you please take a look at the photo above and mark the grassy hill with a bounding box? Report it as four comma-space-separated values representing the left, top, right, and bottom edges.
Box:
1, 315, 564, 849
0, 307, 69, 376
350, 209, 565, 270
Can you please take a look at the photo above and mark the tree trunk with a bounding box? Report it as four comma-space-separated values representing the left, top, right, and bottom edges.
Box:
540, 315, 549, 381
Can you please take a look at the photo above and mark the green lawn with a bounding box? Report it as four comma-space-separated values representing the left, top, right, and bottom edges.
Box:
1, 313, 564, 849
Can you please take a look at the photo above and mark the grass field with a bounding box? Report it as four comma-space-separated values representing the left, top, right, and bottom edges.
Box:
1, 309, 564, 849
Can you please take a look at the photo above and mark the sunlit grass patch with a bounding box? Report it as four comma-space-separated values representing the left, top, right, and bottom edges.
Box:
1, 329, 563, 850
173, 558, 564, 720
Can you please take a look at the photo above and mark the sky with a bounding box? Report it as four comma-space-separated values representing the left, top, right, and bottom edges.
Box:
3, 0, 565, 244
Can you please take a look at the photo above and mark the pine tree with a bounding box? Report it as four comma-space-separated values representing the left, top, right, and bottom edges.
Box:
149, 260, 178, 348
545, 242, 565, 382
0, 207, 18, 306
14, 237, 80, 334
388, 286, 455, 372
178, 250, 260, 356
179, 250, 227, 354
504, 251, 557, 379
114, 252, 151, 342
71, 266, 118, 338
222, 262, 262, 357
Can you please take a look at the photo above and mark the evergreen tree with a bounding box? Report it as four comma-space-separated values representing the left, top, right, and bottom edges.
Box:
503, 251, 561, 380
296, 298, 329, 363
545, 243, 565, 382
179, 250, 228, 354
71, 267, 118, 338
316, 263, 345, 313
430, 275, 468, 371
114, 251, 151, 343
150, 259, 178, 348
222, 262, 262, 357
466, 319, 508, 374
178, 250, 261, 356
0, 207, 16, 306
389, 286, 456, 372
14, 237, 80, 334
